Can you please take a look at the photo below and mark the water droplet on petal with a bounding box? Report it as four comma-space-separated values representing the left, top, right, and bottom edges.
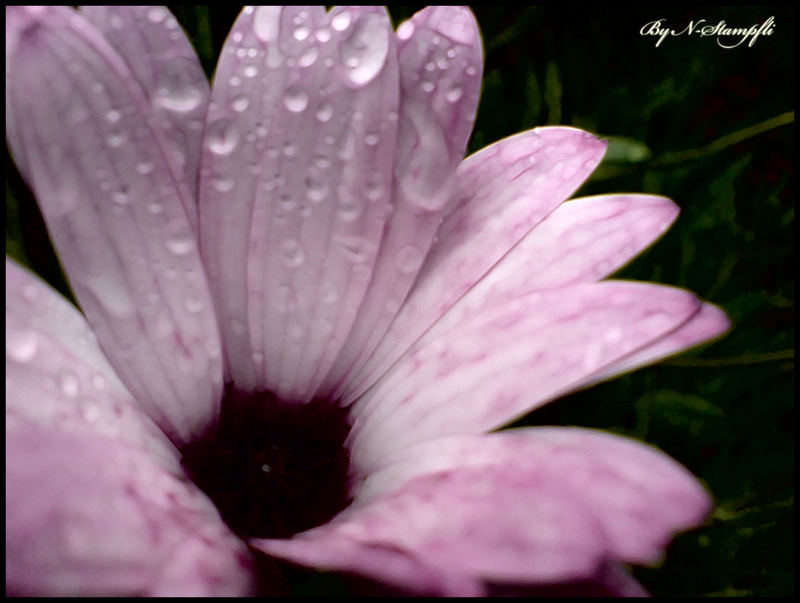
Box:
282, 239, 305, 267
243, 65, 259, 78
294, 25, 310, 41
154, 57, 205, 113
299, 46, 319, 67
283, 86, 309, 112
92, 373, 106, 390
396, 20, 415, 41
59, 369, 80, 398
445, 86, 463, 103
316, 28, 331, 42
7, 329, 38, 362
166, 233, 194, 256
81, 401, 100, 422
206, 118, 239, 155
315, 101, 334, 122
148, 7, 167, 23
341, 13, 390, 86
231, 94, 250, 112
136, 161, 155, 175
107, 131, 126, 148
335, 235, 371, 263
106, 109, 121, 123
396, 245, 425, 273
305, 176, 328, 202
331, 11, 351, 32
111, 186, 130, 205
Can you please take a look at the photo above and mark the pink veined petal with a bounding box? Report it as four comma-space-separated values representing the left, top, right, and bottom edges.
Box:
256, 428, 707, 591
79, 5, 210, 208
312, 5, 483, 400
420, 194, 681, 340
575, 302, 731, 390
5, 6, 222, 447
5, 258, 180, 471
340, 126, 608, 404
198, 6, 399, 399
6, 422, 255, 596
347, 281, 703, 474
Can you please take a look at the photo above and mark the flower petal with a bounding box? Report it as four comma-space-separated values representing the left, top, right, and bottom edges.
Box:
79, 6, 210, 202
255, 428, 708, 591
340, 127, 607, 403
198, 6, 399, 399
577, 301, 731, 390
408, 194, 681, 346
5, 258, 179, 470
5, 6, 222, 446
347, 281, 702, 474
313, 6, 483, 400
6, 422, 255, 596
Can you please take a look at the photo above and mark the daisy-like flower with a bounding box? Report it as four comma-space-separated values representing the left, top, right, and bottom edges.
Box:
6, 5, 730, 597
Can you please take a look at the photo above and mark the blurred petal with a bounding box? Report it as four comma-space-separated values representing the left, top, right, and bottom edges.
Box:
5, 6, 222, 446
80, 6, 210, 202
6, 423, 255, 596
6, 258, 178, 471
198, 6, 399, 399
314, 6, 483, 399
256, 428, 707, 590
341, 127, 607, 403
348, 281, 702, 473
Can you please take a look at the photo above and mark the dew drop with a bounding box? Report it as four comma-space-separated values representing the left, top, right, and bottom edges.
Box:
294, 25, 310, 41
148, 202, 163, 214
147, 7, 167, 23
315, 101, 334, 122
283, 142, 298, 158
106, 109, 121, 123
81, 401, 100, 422
298, 46, 319, 67
212, 177, 235, 193
396, 245, 425, 274
396, 20, 415, 41
107, 131, 126, 148
243, 65, 259, 78
282, 239, 305, 267
59, 369, 80, 398
136, 161, 155, 175
206, 118, 239, 155
320, 281, 338, 305
341, 13, 390, 86
283, 87, 309, 112
92, 373, 106, 390
184, 292, 204, 313
445, 85, 463, 103
331, 10, 351, 32
166, 233, 194, 256
421, 81, 435, 93
7, 330, 38, 363
364, 132, 379, 146
154, 57, 206, 113
335, 235, 371, 263
111, 186, 130, 205
316, 28, 332, 43
229, 75, 242, 87
231, 94, 250, 113
305, 176, 328, 202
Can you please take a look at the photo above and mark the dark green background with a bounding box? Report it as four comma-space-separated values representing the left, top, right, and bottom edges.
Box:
6, 5, 794, 597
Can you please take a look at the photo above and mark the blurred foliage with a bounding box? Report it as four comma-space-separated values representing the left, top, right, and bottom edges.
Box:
5, 5, 794, 598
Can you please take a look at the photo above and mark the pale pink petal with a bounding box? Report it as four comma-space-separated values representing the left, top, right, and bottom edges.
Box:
198, 7, 399, 399
486, 561, 649, 596
340, 127, 608, 403
254, 428, 707, 591
347, 281, 702, 474
419, 194, 680, 341
6, 423, 255, 596
313, 6, 483, 399
576, 302, 731, 390
5, 259, 178, 471
5, 7, 222, 446
80, 6, 210, 203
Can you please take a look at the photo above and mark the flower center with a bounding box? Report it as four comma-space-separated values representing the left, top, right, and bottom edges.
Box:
180, 386, 352, 539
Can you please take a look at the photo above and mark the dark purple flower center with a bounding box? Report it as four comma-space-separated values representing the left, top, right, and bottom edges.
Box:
180, 386, 352, 539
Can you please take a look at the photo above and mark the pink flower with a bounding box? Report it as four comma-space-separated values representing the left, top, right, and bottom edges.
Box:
5, 5, 730, 597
